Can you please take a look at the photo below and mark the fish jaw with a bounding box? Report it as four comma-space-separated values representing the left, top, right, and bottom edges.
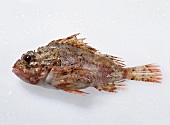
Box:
12, 65, 40, 85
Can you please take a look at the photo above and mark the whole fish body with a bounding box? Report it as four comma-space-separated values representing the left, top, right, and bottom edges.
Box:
12, 33, 162, 95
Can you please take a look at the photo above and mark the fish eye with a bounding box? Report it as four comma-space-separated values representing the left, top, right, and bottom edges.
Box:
24, 55, 32, 63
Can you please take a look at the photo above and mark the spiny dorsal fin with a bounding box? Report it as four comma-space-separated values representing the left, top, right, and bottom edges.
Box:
48, 34, 125, 67
48, 33, 97, 54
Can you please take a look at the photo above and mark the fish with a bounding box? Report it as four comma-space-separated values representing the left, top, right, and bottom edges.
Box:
12, 33, 162, 95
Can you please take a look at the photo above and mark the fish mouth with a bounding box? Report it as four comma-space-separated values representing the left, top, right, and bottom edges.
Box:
12, 65, 32, 84
12, 65, 39, 85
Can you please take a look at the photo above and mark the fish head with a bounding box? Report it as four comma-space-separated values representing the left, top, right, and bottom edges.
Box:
12, 50, 50, 85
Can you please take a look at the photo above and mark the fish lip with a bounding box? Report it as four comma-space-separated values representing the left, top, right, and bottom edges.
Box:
12, 66, 20, 74
12, 65, 32, 84
12, 66, 18, 73
12, 65, 24, 75
12, 65, 40, 85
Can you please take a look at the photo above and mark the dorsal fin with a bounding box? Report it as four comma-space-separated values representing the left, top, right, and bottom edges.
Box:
103, 54, 126, 67
48, 33, 97, 54
47, 34, 125, 67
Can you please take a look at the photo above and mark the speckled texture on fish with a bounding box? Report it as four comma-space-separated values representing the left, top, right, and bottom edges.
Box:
12, 33, 162, 95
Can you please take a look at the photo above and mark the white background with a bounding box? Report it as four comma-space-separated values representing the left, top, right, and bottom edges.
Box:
0, 0, 170, 125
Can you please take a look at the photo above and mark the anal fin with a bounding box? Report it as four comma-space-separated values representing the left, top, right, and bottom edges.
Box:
95, 82, 126, 93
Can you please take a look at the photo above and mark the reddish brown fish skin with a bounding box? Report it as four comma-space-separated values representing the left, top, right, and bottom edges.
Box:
12, 48, 59, 85
12, 33, 162, 95
12, 34, 125, 91
12, 62, 42, 84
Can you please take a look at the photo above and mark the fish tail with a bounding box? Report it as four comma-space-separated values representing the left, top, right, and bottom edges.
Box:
124, 64, 162, 83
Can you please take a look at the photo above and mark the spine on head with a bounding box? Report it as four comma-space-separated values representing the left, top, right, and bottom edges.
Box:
124, 64, 162, 83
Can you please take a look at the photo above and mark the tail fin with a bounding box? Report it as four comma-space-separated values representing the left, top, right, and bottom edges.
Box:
124, 64, 162, 83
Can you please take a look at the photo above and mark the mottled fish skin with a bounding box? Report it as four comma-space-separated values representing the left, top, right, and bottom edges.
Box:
12, 33, 162, 95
